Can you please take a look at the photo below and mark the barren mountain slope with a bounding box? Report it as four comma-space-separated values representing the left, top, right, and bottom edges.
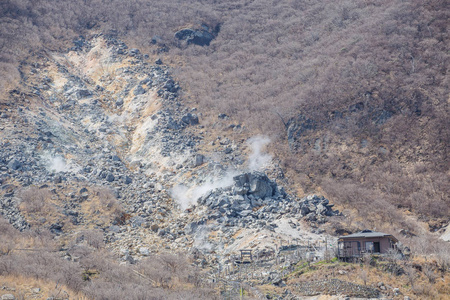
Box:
0, 0, 449, 299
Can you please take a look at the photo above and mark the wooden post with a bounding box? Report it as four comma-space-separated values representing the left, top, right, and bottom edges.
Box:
337, 241, 340, 260
240, 283, 243, 300
252, 261, 255, 279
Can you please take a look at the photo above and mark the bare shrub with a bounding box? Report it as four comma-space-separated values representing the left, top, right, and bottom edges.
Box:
383, 248, 404, 276
404, 265, 417, 288
0, 255, 14, 275
0, 214, 213, 299
78, 229, 105, 249
97, 188, 117, 209
412, 283, 434, 297
18, 186, 50, 214
0, 217, 16, 255
159, 253, 187, 274
92, 187, 125, 223
359, 267, 368, 286
139, 257, 173, 289
435, 243, 450, 273
423, 265, 436, 284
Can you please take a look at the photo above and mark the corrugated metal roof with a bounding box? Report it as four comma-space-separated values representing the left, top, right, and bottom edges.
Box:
339, 230, 397, 240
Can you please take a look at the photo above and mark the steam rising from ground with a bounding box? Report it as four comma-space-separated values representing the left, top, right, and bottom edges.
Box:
171, 135, 272, 210
170, 171, 238, 210
41, 153, 68, 173
247, 135, 272, 171
192, 225, 214, 252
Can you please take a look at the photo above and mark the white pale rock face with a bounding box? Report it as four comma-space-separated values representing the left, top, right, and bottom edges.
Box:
440, 225, 450, 242
139, 247, 150, 256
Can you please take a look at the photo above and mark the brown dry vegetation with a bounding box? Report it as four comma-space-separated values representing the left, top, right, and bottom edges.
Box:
1, 0, 448, 230
16, 184, 126, 233
0, 1, 449, 297
0, 217, 218, 300
287, 256, 450, 299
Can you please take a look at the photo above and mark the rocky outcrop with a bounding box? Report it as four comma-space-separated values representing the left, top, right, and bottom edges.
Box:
299, 194, 339, 221
295, 279, 380, 298
232, 172, 277, 199
0, 34, 338, 270
0, 34, 198, 231
0, 196, 28, 231
196, 171, 339, 229
174, 24, 219, 46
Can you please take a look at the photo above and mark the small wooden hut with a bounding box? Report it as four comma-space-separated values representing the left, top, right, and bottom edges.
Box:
337, 230, 398, 260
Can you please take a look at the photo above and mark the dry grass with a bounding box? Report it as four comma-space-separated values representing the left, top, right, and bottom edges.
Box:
79, 187, 125, 227
0, 275, 85, 300
18, 186, 60, 227
15, 183, 126, 239
286, 256, 450, 300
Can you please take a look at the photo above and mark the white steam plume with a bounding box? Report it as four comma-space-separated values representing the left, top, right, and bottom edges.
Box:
171, 135, 272, 210
170, 171, 238, 210
247, 135, 272, 171
41, 153, 68, 173
192, 225, 213, 252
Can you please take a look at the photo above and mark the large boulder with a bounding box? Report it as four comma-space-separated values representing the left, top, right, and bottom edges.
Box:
7, 159, 22, 170
174, 26, 216, 46
133, 85, 146, 96
233, 172, 276, 199
181, 113, 199, 125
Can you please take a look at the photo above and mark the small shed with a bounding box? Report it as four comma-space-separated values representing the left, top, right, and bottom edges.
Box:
337, 230, 398, 260
235, 249, 253, 264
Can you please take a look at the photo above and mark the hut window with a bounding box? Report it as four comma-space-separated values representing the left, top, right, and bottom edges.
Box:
365, 241, 374, 252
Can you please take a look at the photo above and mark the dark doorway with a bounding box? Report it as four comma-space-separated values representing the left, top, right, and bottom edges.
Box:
373, 242, 380, 253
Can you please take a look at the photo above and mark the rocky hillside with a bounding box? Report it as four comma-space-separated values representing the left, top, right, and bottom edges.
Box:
1, 0, 448, 235
1, 33, 448, 299
0, 34, 345, 291
0, 0, 449, 299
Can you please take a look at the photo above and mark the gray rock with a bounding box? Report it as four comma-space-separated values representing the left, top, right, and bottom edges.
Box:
53, 175, 62, 184
194, 154, 204, 167
124, 175, 132, 184
150, 224, 159, 232
239, 210, 253, 217
181, 113, 199, 125
233, 172, 275, 199
129, 48, 140, 55
115, 99, 124, 107
123, 254, 135, 264
106, 173, 115, 182
49, 223, 63, 234
1, 294, 15, 300
133, 85, 146, 95
75, 89, 92, 99
301, 205, 310, 216
108, 225, 121, 233
174, 28, 215, 46
8, 159, 21, 170
139, 247, 150, 256
130, 216, 145, 228
249, 173, 274, 198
